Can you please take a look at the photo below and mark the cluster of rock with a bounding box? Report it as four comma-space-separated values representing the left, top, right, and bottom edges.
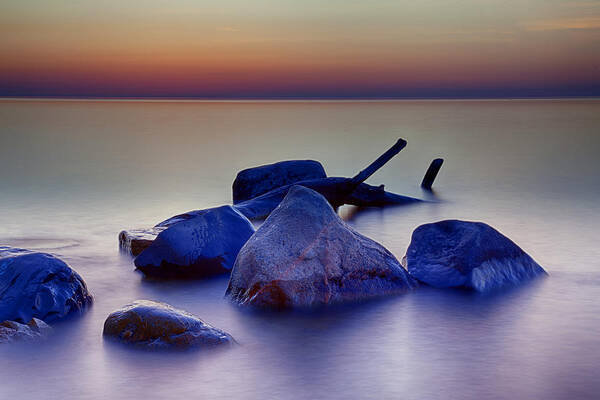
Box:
0, 246, 92, 343
0, 247, 234, 350
232, 143, 422, 220
2, 140, 548, 352
116, 148, 545, 311
226, 156, 546, 300
119, 141, 420, 280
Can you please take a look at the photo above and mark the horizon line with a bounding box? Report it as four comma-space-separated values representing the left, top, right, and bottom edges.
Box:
2, 95, 599, 103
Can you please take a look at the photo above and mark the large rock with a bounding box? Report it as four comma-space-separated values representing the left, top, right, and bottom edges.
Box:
134, 206, 255, 278
403, 220, 547, 292
119, 210, 209, 256
232, 160, 326, 204
0, 318, 52, 344
103, 300, 234, 349
227, 185, 417, 308
0, 247, 92, 323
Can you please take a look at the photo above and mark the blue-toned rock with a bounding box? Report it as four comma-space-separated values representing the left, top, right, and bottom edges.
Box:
0, 247, 92, 323
232, 159, 326, 204
103, 300, 234, 350
119, 209, 209, 256
134, 206, 255, 278
0, 318, 52, 344
227, 186, 417, 308
404, 220, 547, 292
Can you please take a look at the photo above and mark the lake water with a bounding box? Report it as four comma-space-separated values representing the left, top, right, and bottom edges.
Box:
0, 99, 599, 400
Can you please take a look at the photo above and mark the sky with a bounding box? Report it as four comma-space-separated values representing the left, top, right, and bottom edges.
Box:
1, 0, 599, 98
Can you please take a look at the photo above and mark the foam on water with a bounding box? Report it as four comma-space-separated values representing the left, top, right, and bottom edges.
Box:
471, 255, 547, 292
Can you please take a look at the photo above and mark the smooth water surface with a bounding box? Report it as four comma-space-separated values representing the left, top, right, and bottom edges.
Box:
0, 99, 599, 399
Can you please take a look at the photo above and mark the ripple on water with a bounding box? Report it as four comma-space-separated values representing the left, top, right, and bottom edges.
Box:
0, 237, 81, 251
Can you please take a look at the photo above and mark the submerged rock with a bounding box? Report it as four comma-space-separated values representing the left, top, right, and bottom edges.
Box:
232, 160, 326, 204
404, 220, 547, 292
134, 206, 255, 278
103, 300, 234, 349
0, 318, 52, 344
0, 247, 92, 323
234, 178, 421, 220
119, 227, 167, 256
227, 185, 417, 308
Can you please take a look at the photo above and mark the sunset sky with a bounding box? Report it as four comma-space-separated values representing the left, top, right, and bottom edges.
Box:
1, 0, 599, 98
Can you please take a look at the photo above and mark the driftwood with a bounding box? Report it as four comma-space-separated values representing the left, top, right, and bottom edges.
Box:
233, 179, 422, 220
234, 139, 414, 220
306, 138, 407, 208
421, 158, 444, 190
346, 182, 421, 207
349, 139, 407, 191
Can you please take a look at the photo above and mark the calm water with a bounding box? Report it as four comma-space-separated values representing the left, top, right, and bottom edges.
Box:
1, 99, 599, 400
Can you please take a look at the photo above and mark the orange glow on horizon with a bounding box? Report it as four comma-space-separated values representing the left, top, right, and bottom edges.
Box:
1, 1, 599, 97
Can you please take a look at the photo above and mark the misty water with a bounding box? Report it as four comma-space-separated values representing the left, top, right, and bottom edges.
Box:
1, 99, 599, 399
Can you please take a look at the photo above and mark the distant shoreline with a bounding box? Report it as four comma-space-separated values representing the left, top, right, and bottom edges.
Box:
1, 96, 599, 103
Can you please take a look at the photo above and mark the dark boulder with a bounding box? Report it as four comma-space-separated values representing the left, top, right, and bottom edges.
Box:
0, 318, 52, 344
0, 247, 92, 323
134, 206, 255, 278
103, 300, 234, 349
227, 185, 417, 308
403, 220, 547, 292
233, 160, 326, 204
